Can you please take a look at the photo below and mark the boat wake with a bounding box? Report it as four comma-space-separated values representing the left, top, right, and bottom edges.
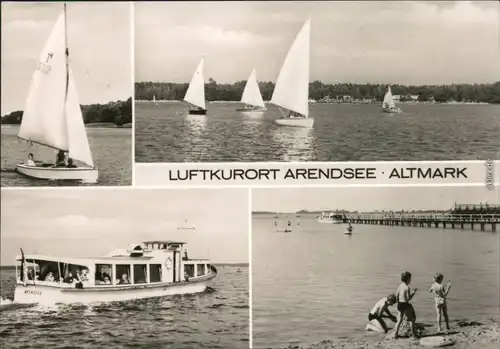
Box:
0, 168, 17, 173
0, 297, 37, 312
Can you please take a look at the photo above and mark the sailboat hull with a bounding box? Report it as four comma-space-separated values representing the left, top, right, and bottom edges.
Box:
189, 109, 207, 115
16, 164, 98, 183
382, 107, 402, 113
275, 117, 314, 128
237, 107, 266, 118
317, 219, 343, 224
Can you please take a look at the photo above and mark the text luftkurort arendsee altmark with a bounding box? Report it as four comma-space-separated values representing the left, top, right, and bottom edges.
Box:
168, 167, 468, 181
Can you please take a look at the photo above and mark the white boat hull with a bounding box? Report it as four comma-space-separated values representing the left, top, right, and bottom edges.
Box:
16, 164, 98, 183
275, 117, 314, 128
317, 219, 343, 224
14, 271, 216, 305
237, 109, 266, 118
382, 107, 402, 113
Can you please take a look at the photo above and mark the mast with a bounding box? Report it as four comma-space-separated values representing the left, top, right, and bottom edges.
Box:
64, 3, 69, 106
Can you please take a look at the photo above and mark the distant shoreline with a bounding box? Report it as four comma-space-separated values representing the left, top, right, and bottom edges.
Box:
1, 123, 132, 129
1, 98, 132, 126
135, 100, 494, 105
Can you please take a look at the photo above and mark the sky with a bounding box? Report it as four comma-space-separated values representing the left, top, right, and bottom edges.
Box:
1, 189, 249, 266
252, 186, 500, 213
135, 1, 500, 85
1, 2, 132, 115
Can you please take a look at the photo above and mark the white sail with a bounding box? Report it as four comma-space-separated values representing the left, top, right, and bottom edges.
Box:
18, 12, 68, 151
241, 69, 265, 108
184, 56, 206, 109
153, 95, 156, 103
383, 86, 396, 109
271, 19, 310, 117
17, 9, 94, 167
65, 67, 94, 167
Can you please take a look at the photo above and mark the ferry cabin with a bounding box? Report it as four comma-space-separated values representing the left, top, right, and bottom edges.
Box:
320, 211, 344, 220
15, 241, 215, 303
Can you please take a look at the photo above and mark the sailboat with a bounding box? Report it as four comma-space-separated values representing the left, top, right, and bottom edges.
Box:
153, 94, 157, 105
236, 68, 267, 117
271, 18, 314, 128
16, 4, 98, 183
184, 56, 206, 115
382, 86, 402, 113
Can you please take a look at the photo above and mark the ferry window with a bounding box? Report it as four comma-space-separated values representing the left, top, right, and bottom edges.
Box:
184, 264, 194, 278
62, 264, 90, 284
149, 264, 161, 283
134, 264, 147, 284
197, 264, 204, 277
116, 265, 131, 285
95, 264, 112, 285
35, 260, 61, 282
207, 264, 211, 272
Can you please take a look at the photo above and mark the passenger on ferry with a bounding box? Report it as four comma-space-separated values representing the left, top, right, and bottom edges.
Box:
103, 275, 111, 284
80, 268, 89, 282
63, 272, 76, 283
45, 272, 55, 282
184, 272, 190, 282
183, 249, 189, 260
26, 153, 36, 167
118, 273, 130, 284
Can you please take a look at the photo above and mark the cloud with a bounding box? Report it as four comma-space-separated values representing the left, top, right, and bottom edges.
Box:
1, 2, 131, 115
135, 1, 500, 84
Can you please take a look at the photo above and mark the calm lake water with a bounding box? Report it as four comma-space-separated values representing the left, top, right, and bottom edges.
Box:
135, 102, 500, 162
0, 266, 249, 349
1, 126, 132, 187
252, 214, 499, 349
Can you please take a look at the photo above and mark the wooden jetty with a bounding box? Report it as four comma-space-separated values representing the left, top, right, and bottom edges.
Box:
345, 213, 499, 232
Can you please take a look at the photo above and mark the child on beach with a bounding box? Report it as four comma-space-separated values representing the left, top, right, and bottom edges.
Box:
368, 294, 398, 333
429, 273, 452, 332
394, 271, 418, 339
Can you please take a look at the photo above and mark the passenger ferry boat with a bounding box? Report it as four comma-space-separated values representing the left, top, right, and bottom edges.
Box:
316, 211, 345, 224
14, 241, 217, 304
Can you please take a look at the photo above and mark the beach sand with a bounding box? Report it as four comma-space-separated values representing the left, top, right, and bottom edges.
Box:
279, 317, 499, 349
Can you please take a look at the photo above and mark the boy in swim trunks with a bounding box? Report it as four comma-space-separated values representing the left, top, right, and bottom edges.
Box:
368, 294, 397, 333
429, 273, 452, 332
394, 271, 418, 338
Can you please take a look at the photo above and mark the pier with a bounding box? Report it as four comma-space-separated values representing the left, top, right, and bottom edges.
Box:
347, 213, 499, 232
345, 203, 500, 232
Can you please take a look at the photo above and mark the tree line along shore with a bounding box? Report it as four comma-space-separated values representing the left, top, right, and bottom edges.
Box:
1, 98, 132, 127
135, 81, 500, 104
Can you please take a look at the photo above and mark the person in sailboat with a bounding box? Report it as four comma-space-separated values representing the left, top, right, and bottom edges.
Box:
26, 153, 36, 167
55, 150, 66, 167
66, 158, 77, 168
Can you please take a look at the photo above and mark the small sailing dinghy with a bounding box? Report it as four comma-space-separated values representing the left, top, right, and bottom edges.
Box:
16, 4, 98, 183
382, 86, 402, 113
236, 68, 267, 117
153, 94, 157, 105
271, 18, 313, 128
184, 56, 206, 115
